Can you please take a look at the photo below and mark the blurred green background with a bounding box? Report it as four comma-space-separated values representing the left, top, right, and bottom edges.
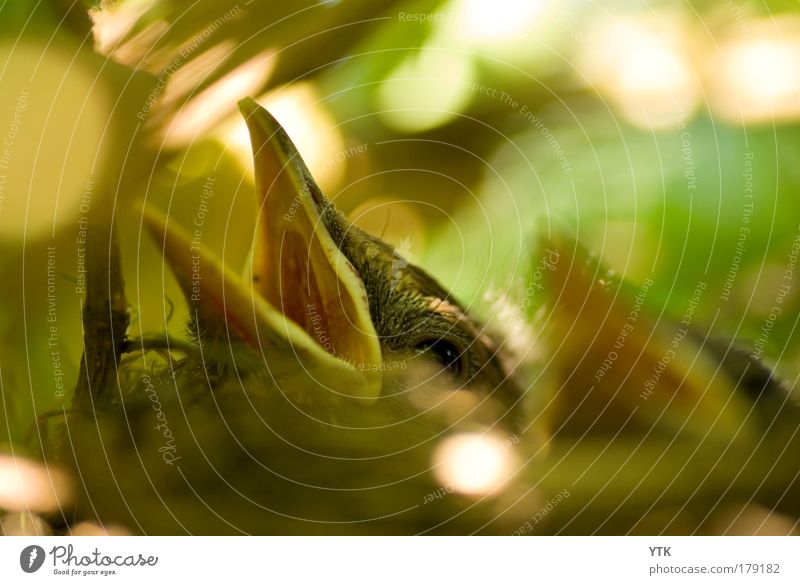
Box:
2, 0, 800, 449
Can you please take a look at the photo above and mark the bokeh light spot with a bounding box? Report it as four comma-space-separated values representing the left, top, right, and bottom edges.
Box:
433, 432, 517, 496
707, 19, 800, 124
377, 48, 474, 133
0, 454, 73, 513
0, 41, 109, 240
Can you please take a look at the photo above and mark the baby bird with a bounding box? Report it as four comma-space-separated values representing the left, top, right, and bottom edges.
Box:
54, 100, 798, 535
142, 98, 522, 417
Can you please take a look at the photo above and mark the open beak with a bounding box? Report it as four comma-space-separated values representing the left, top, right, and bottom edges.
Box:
142, 98, 382, 403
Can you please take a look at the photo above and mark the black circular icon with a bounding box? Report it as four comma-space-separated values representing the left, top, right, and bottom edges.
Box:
20, 545, 46, 573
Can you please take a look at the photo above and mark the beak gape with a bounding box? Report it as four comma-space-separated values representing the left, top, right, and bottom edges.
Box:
142, 98, 382, 403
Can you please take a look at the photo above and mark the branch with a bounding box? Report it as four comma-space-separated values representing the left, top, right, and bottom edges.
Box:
72, 192, 129, 412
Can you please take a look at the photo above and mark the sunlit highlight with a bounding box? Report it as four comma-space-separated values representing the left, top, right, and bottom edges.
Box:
456, 0, 546, 42
160, 41, 237, 110
90, 0, 149, 55
164, 53, 275, 147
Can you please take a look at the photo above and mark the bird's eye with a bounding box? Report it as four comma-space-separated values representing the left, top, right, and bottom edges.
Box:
414, 338, 463, 376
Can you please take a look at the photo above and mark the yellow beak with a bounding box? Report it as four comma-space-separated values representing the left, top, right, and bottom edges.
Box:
141, 98, 382, 403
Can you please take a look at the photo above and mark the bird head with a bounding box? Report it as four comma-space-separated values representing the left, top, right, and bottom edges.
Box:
142, 98, 521, 413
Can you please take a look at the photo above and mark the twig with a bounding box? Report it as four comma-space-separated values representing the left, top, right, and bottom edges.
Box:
71, 193, 129, 412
